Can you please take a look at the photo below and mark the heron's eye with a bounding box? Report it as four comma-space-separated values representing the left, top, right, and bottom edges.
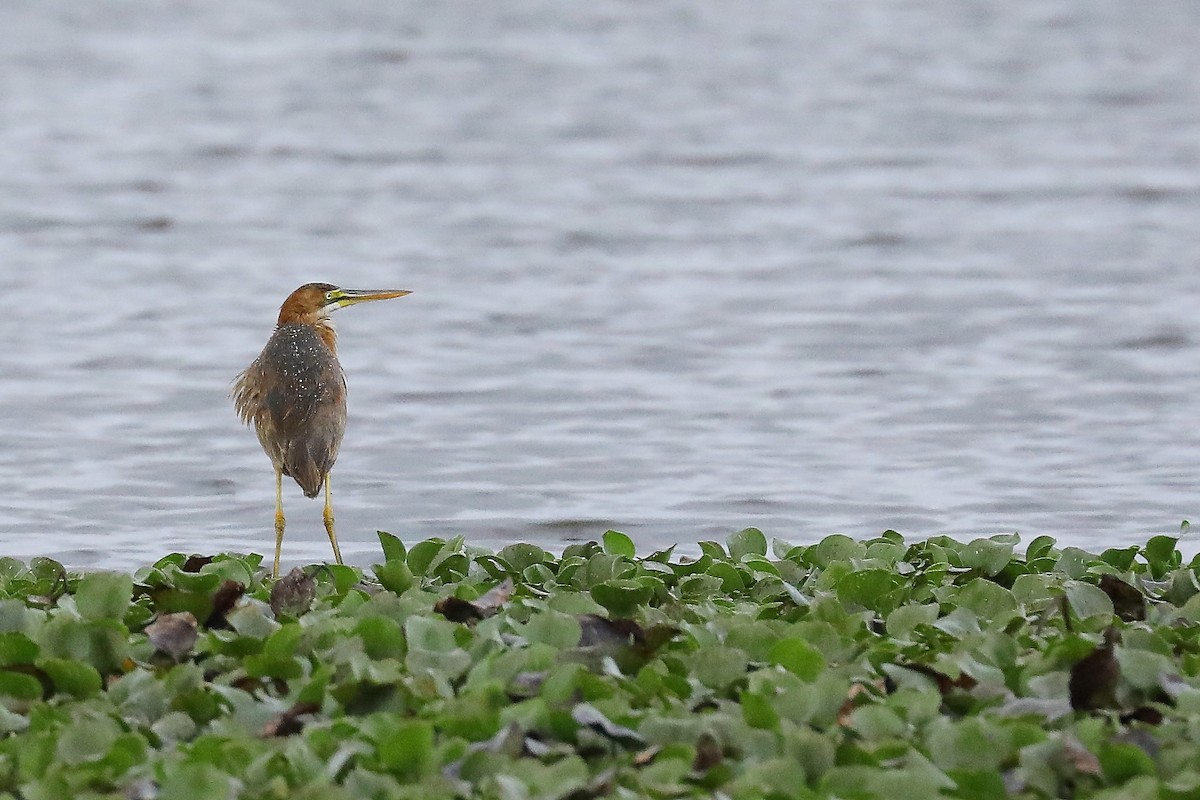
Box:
325, 291, 335, 301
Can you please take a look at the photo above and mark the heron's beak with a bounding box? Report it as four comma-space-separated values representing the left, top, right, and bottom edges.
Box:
331, 288, 412, 309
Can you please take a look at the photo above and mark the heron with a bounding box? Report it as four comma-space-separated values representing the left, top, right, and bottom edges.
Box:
232, 282, 411, 577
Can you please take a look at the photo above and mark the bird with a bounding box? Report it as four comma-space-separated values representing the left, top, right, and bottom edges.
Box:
232, 282, 411, 577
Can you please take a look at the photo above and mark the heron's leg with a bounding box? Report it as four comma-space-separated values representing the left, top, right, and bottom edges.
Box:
273, 467, 285, 578
323, 473, 343, 565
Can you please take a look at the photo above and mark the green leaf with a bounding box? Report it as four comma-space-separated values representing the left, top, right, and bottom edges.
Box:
159, 763, 235, 800
837, 569, 905, 614
959, 538, 1014, 575
377, 531, 406, 562
377, 720, 434, 780
0, 632, 39, 665
55, 715, 119, 765
689, 646, 748, 689
602, 530, 636, 558
768, 638, 825, 681
741, 690, 780, 729
1064, 581, 1114, 621
1026, 535, 1058, 560
1145, 535, 1180, 577
407, 539, 446, 576
810, 534, 866, 567
1099, 742, 1156, 783
0, 670, 42, 700
38, 658, 102, 698
954, 578, 1018, 625
590, 580, 653, 618
728, 528, 768, 560
75, 572, 132, 622
374, 560, 415, 594
497, 543, 549, 572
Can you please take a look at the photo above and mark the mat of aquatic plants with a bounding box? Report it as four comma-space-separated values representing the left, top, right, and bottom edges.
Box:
1, 528, 1200, 799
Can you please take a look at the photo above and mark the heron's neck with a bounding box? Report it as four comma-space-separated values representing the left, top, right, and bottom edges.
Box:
311, 318, 338, 352
276, 311, 338, 352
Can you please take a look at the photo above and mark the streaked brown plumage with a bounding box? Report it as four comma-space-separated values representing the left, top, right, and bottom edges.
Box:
233, 282, 411, 577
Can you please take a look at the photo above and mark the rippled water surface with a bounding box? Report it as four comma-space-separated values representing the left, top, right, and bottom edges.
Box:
2, 1, 1199, 568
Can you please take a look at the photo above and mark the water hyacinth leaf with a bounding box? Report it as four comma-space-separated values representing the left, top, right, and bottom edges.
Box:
1055, 547, 1093, 579
374, 560, 415, 595
1098, 742, 1157, 783
679, 573, 723, 600
810, 534, 866, 567
836, 569, 905, 614
1026, 535, 1057, 560
0, 670, 42, 700
741, 690, 781, 729
75, 572, 133, 622
1064, 581, 1114, 622
38, 658, 102, 698
953, 579, 1018, 625
523, 611, 582, 649
602, 530, 636, 558
55, 714, 120, 765
377, 530, 406, 562
960, 538, 1014, 575
407, 539, 446, 576
0, 631, 38, 665
1145, 535, 1180, 577
376, 720, 435, 780
689, 646, 748, 689
1116, 647, 1177, 691
498, 543, 550, 573
706, 561, 744, 593
591, 580, 653, 618
766, 640, 824, 685
727, 528, 768, 560
159, 762, 236, 800
1099, 546, 1139, 572
886, 603, 940, 638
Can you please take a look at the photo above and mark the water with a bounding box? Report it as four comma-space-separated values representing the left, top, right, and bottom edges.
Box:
1, 1, 1198, 569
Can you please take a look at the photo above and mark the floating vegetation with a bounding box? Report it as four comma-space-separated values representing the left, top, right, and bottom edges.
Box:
0, 527, 1199, 799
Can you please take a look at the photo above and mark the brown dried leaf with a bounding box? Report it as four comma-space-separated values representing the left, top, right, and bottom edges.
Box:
205, 580, 246, 629
1069, 627, 1120, 711
261, 701, 321, 737
270, 567, 316, 618
1099, 574, 1146, 622
897, 662, 978, 694
837, 681, 884, 727
692, 732, 723, 772
144, 612, 198, 661
435, 578, 514, 623
181, 555, 215, 573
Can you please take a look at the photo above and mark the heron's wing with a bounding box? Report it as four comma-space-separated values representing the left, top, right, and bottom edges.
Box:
235, 324, 347, 496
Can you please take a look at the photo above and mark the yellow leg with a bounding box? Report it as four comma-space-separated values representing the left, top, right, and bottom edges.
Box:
323, 473, 343, 565
273, 467, 285, 578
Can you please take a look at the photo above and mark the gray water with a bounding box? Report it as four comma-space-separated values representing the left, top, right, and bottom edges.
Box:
1, 1, 1198, 570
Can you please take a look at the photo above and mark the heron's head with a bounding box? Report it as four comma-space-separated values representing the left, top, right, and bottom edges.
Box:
278, 282, 412, 326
